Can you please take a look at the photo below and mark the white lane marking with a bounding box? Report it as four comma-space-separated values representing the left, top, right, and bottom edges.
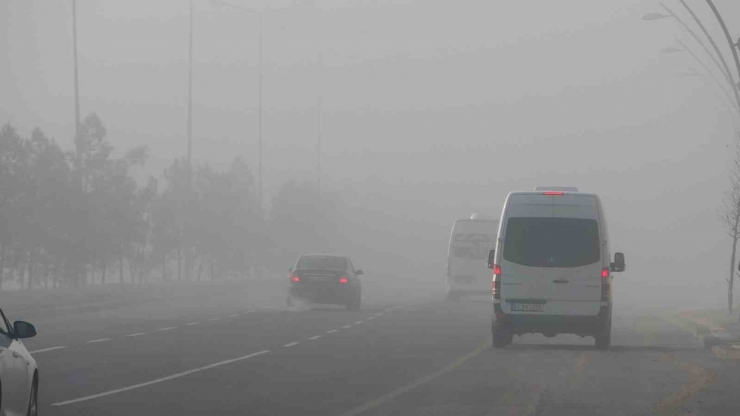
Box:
207, 318, 220, 322
228, 314, 239, 318
308, 335, 321, 340
126, 333, 146, 337
284, 342, 299, 347
367, 317, 375, 320
87, 338, 111, 344
342, 325, 352, 329
29, 346, 67, 354
375, 313, 383, 317
355, 321, 364, 325
52, 350, 271, 407
157, 327, 176, 332
327, 329, 338, 334
186, 322, 199, 326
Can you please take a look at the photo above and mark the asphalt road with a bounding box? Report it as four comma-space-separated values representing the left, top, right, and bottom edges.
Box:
11, 284, 740, 416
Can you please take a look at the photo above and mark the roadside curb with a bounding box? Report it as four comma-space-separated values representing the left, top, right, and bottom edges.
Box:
677, 313, 740, 361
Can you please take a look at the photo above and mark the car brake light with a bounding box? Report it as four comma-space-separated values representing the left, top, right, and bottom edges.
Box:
544, 191, 564, 196
339, 277, 348, 284
290, 274, 300, 283
601, 268, 609, 279
492, 264, 501, 300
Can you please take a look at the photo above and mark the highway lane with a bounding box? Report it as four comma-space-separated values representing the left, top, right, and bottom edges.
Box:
21, 291, 740, 415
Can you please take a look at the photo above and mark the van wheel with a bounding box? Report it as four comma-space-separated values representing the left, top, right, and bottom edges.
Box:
595, 320, 612, 350
492, 325, 513, 348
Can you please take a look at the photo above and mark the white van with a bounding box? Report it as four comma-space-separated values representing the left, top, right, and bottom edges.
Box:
445, 214, 499, 301
487, 190, 625, 349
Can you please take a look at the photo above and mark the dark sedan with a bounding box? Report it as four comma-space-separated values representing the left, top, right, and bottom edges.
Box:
287, 254, 363, 311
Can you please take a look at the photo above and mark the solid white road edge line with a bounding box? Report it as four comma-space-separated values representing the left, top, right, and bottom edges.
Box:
29, 346, 67, 354
52, 350, 271, 406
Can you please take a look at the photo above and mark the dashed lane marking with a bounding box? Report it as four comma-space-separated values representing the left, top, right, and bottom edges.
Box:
228, 314, 239, 318
355, 321, 364, 325
156, 327, 176, 332
29, 346, 67, 354
186, 322, 199, 326
327, 330, 338, 334
343, 325, 353, 329
283, 342, 299, 347
87, 338, 111, 344
126, 333, 146, 337
308, 335, 321, 340
52, 350, 271, 406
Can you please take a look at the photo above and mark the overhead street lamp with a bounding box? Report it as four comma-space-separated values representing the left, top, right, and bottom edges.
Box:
211, 0, 312, 208
643, 1, 740, 120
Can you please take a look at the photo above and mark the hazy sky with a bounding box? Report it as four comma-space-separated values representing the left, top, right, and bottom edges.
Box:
3, 0, 740, 305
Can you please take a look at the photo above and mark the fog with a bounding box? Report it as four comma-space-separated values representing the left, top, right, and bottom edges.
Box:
3, 0, 740, 309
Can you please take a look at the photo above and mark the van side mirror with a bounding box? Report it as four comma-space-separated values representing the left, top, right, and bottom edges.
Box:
611, 252, 625, 273
487, 250, 496, 269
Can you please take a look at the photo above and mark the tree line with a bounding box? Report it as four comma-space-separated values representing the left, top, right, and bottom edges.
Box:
0, 113, 344, 290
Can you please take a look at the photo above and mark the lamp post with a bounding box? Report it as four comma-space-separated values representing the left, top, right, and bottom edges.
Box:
212, 0, 311, 207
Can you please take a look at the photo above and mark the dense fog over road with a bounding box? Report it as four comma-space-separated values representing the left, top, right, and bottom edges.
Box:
4, 1, 740, 414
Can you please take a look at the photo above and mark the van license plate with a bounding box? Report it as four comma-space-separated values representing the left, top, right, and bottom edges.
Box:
510, 303, 544, 312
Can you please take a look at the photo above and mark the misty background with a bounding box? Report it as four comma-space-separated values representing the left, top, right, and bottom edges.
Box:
2, 0, 739, 308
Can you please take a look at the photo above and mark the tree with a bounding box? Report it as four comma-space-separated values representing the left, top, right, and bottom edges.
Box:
720, 140, 740, 316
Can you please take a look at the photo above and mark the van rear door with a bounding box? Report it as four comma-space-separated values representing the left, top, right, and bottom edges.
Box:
548, 195, 602, 316
499, 194, 553, 312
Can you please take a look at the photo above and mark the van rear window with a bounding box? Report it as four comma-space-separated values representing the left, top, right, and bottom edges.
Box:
503, 217, 600, 268
450, 233, 496, 260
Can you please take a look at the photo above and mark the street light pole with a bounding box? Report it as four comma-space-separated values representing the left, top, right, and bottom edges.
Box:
705, 0, 740, 93
72, 0, 81, 143
258, 13, 263, 206
210, 0, 309, 208
188, 0, 194, 179
317, 51, 323, 194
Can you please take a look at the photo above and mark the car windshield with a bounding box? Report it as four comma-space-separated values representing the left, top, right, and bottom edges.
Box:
296, 256, 348, 271
503, 217, 600, 267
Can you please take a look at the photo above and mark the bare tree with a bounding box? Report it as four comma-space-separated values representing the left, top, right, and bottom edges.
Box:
720, 137, 740, 316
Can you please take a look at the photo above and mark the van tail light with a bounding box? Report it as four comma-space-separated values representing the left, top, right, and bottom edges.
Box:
290, 273, 300, 283
339, 277, 348, 284
601, 268, 610, 301
543, 191, 564, 196
492, 264, 501, 300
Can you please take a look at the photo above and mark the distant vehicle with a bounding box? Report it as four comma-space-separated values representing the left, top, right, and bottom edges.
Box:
445, 214, 499, 301
288, 254, 363, 311
0, 308, 38, 415
488, 190, 625, 349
